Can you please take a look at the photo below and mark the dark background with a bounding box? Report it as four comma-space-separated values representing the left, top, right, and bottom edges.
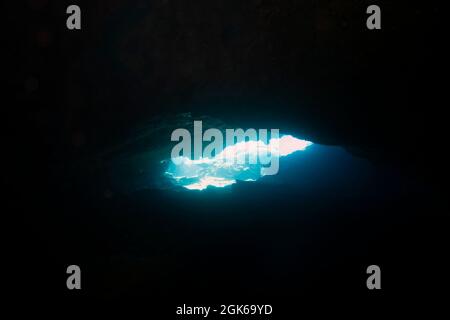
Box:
5, 0, 448, 315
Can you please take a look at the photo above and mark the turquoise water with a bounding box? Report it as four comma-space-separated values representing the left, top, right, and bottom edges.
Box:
165, 135, 313, 190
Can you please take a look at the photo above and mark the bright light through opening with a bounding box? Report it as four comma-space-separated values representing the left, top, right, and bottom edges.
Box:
165, 135, 313, 190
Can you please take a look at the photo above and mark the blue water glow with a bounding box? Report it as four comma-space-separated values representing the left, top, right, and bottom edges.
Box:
165, 135, 313, 190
